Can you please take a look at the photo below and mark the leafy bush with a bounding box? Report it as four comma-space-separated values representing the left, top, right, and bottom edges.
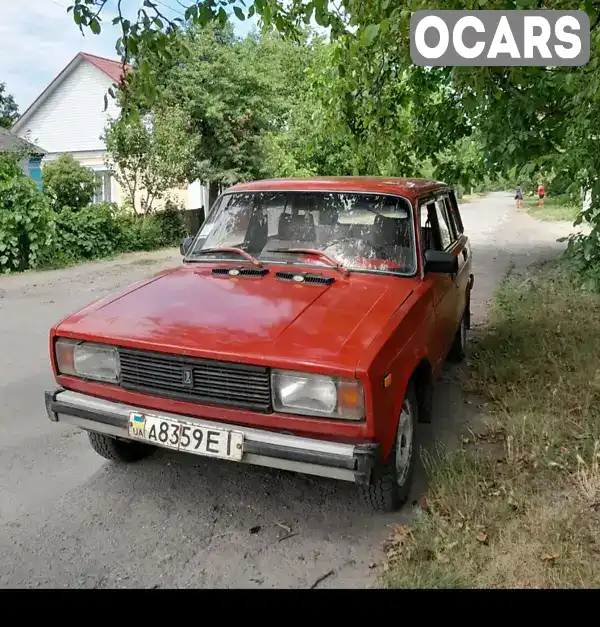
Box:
565, 234, 600, 292
42, 154, 97, 211
152, 199, 187, 245
1, 159, 182, 272
0, 154, 55, 273
113, 200, 186, 252
563, 197, 600, 291
124, 215, 165, 251
112, 210, 139, 252
54, 202, 122, 260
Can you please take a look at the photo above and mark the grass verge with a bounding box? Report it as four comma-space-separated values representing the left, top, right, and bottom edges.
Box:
381, 260, 600, 588
523, 196, 579, 222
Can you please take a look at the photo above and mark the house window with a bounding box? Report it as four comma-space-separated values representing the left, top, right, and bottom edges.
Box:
93, 170, 113, 204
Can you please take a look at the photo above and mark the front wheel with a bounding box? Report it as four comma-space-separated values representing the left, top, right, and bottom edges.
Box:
88, 432, 155, 463
358, 383, 418, 513
448, 310, 468, 363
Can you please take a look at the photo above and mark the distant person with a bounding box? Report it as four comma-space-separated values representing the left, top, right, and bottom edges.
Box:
515, 184, 523, 210
537, 183, 545, 208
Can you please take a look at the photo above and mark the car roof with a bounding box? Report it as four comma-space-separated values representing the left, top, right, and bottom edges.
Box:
226, 177, 449, 201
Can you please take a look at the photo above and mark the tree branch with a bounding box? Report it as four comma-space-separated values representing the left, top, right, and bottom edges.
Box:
91, 0, 109, 22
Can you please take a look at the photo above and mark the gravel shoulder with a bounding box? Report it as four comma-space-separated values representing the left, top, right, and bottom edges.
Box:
0, 193, 581, 588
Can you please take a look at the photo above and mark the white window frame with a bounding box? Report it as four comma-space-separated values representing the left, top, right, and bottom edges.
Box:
89, 168, 113, 204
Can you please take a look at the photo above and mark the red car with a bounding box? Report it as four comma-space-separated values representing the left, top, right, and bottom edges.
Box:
45, 177, 473, 512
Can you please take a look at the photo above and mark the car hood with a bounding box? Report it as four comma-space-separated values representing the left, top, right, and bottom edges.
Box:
56, 264, 415, 371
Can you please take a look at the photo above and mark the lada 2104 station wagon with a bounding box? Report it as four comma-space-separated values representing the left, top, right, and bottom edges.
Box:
45, 177, 473, 512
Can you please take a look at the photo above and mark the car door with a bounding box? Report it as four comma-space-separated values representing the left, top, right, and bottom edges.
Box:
420, 199, 457, 369
438, 193, 470, 325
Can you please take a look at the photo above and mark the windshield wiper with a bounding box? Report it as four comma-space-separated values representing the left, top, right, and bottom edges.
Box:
189, 246, 263, 267
268, 248, 349, 275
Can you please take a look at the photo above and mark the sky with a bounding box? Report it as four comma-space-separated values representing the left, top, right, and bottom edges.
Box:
0, 0, 258, 113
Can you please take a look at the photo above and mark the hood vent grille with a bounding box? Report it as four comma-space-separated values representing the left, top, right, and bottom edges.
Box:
275, 271, 335, 286
212, 267, 269, 277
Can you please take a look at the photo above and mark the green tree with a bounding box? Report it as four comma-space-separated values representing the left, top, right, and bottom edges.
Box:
0, 82, 19, 129
244, 30, 357, 177
156, 23, 273, 187
104, 104, 191, 214
66, 2, 476, 182
434, 136, 487, 196
109, 21, 283, 209
0, 153, 54, 272
42, 154, 97, 211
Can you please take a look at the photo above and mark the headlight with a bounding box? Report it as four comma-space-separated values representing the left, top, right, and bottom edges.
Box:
271, 369, 365, 420
55, 338, 120, 383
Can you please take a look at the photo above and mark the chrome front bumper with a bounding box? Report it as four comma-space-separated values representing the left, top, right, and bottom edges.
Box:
45, 389, 379, 484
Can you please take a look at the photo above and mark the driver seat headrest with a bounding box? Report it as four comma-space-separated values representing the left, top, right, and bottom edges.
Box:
370, 214, 407, 248
278, 211, 316, 241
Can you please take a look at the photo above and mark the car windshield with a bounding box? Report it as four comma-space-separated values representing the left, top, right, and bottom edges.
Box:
187, 191, 417, 275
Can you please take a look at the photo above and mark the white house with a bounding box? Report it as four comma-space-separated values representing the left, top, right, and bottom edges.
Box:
12, 51, 208, 211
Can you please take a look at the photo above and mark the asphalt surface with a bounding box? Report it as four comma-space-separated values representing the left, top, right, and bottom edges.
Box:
0, 193, 579, 588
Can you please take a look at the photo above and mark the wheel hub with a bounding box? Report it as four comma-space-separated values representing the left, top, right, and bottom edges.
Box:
395, 400, 413, 486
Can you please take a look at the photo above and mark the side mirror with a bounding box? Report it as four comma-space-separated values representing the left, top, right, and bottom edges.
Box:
424, 249, 458, 275
180, 236, 194, 256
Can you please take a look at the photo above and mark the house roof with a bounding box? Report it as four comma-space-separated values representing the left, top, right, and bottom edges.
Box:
11, 52, 131, 134
0, 126, 46, 155
80, 52, 129, 84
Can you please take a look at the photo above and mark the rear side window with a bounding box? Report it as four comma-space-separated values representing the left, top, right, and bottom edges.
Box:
420, 201, 438, 250
434, 199, 453, 249
446, 192, 464, 235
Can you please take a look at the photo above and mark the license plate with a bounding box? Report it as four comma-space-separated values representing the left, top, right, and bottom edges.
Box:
128, 412, 244, 461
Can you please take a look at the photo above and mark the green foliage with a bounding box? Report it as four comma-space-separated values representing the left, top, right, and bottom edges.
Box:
0, 154, 54, 273
39, 200, 184, 267
114, 206, 186, 253
132, 216, 165, 250
0, 82, 19, 129
257, 34, 360, 177
522, 196, 579, 222
154, 22, 273, 185
79, 11, 491, 187
112, 212, 160, 252
52, 200, 186, 262
66, 1, 343, 115
134, 23, 477, 182
104, 104, 191, 214
0, 147, 184, 273
42, 154, 97, 211
54, 203, 122, 260
152, 200, 187, 245
110, 23, 341, 192
434, 136, 486, 194
564, 200, 600, 292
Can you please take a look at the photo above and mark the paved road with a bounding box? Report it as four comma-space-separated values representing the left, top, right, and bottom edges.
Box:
0, 193, 578, 588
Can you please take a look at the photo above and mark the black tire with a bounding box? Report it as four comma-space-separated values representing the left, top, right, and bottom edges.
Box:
448, 310, 468, 363
358, 383, 418, 513
88, 431, 154, 463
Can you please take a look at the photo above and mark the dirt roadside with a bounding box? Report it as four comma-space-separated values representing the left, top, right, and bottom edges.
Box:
0, 193, 582, 588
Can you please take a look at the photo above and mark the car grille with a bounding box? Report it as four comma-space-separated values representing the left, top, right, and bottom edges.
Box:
118, 348, 272, 412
